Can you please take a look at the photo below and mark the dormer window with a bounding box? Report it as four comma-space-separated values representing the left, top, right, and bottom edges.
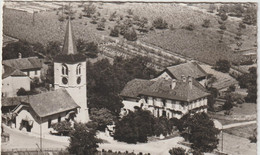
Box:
76, 64, 81, 75
62, 64, 68, 75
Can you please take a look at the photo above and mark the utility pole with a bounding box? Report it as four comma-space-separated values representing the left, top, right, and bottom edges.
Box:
221, 126, 223, 152
40, 117, 42, 152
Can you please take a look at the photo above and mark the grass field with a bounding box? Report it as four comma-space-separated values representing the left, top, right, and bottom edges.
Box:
224, 123, 256, 139
3, 2, 257, 65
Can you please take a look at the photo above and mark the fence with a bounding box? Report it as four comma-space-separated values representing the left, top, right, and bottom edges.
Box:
1, 148, 69, 155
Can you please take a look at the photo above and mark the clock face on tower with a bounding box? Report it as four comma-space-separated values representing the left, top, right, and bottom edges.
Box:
62, 77, 68, 84
77, 77, 81, 84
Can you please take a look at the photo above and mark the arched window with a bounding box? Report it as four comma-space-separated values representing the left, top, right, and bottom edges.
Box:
76, 64, 81, 75
62, 64, 68, 75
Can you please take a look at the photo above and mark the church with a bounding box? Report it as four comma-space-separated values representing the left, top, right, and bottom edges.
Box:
6, 18, 89, 134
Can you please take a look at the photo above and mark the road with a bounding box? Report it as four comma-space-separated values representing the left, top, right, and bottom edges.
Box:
2, 125, 69, 151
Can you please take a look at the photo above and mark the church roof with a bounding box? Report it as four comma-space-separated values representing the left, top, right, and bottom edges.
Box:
54, 18, 86, 64
20, 89, 79, 118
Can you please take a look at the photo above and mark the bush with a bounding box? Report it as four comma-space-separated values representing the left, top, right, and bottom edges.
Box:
97, 22, 105, 31
215, 59, 231, 73
249, 128, 257, 143
124, 28, 137, 41
110, 26, 119, 37
222, 100, 233, 111
202, 19, 210, 28
152, 17, 168, 29
52, 121, 73, 136
17, 87, 27, 96
169, 147, 186, 155
183, 24, 195, 31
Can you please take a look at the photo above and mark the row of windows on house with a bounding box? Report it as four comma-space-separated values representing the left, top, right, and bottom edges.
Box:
62, 64, 81, 76
143, 97, 207, 111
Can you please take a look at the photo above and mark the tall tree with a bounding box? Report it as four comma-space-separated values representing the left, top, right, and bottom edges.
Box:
180, 113, 220, 152
3, 41, 35, 60
68, 123, 101, 155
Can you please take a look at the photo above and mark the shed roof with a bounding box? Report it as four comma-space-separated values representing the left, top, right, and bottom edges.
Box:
1, 96, 29, 107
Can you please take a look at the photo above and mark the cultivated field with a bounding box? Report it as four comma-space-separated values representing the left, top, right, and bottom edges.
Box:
3, 2, 257, 65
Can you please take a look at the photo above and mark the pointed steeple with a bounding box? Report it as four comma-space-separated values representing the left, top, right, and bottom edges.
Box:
62, 17, 78, 55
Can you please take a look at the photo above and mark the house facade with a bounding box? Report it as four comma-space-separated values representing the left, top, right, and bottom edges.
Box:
2, 64, 31, 97
120, 76, 209, 119
3, 56, 43, 80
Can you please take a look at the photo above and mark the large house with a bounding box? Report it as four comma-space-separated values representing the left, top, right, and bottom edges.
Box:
3, 56, 43, 80
3, 18, 89, 134
2, 64, 31, 97
120, 76, 209, 119
152, 62, 208, 87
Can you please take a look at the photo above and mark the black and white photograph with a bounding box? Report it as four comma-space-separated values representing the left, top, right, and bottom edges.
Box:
0, 0, 258, 154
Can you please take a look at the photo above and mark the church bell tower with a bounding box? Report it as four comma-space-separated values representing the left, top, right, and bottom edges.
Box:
53, 18, 89, 123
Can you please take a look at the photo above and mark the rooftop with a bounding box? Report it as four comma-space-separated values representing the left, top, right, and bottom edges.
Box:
20, 89, 79, 117
3, 57, 43, 71
2, 64, 27, 79
121, 78, 209, 102
166, 62, 207, 79
54, 18, 86, 63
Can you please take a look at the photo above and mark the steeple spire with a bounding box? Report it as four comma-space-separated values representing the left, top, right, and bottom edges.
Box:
62, 17, 78, 55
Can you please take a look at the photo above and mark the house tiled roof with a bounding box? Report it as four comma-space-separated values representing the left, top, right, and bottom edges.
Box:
3, 57, 42, 70
200, 64, 238, 90
166, 62, 207, 79
23, 89, 79, 118
2, 65, 27, 79
121, 78, 209, 102
120, 79, 154, 99
140, 78, 209, 102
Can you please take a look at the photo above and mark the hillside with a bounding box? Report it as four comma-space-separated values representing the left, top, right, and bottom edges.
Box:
3, 2, 257, 65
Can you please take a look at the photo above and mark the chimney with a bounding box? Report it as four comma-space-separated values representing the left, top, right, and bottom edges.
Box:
181, 75, 186, 82
171, 79, 176, 89
18, 53, 22, 59
188, 76, 192, 89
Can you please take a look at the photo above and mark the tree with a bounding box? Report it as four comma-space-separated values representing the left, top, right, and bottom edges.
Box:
202, 19, 210, 28
76, 40, 98, 58
113, 109, 155, 143
17, 88, 27, 96
124, 27, 137, 41
169, 147, 186, 155
3, 41, 36, 60
183, 24, 195, 31
90, 108, 116, 131
82, 3, 96, 18
68, 123, 101, 155
238, 67, 257, 103
152, 17, 168, 29
109, 11, 117, 21
97, 21, 105, 31
52, 121, 73, 136
32, 42, 46, 55
215, 59, 231, 73
208, 4, 216, 13
110, 26, 119, 37
222, 96, 233, 111
46, 41, 61, 57
180, 113, 220, 152
242, 4, 257, 25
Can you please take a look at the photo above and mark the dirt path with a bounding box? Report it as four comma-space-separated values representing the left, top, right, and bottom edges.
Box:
223, 120, 256, 129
